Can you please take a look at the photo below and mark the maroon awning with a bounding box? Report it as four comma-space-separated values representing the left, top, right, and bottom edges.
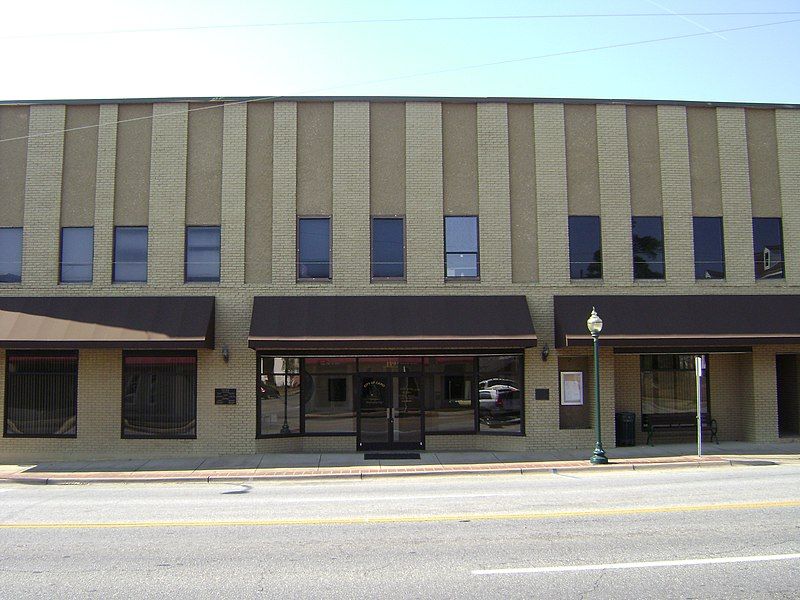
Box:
554, 295, 800, 348
249, 295, 536, 351
0, 296, 215, 348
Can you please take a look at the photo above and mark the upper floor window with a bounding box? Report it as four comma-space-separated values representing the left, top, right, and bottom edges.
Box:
445, 216, 479, 278
185, 226, 220, 283
60, 227, 93, 283
0, 227, 22, 283
113, 226, 148, 283
371, 217, 404, 279
297, 217, 331, 280
753, 217, 784, 280
693, 217, 725, 279
568, 216, 602, 279
632, 216, 665, 280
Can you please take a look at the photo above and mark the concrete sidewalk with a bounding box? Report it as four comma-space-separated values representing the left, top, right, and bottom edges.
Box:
1, 441, 798, 485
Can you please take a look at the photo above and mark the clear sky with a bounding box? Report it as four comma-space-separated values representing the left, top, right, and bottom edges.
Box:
1, 0, 798, 103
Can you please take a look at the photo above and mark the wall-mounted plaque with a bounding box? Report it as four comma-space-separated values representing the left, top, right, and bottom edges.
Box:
534, 388, 550, 401
215, 388, 237, 405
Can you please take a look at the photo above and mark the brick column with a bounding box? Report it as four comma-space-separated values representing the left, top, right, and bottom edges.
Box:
748, 346, 779, 442
534, 103, 569, 286
406, 102, 443, 285
148, 103, 188, 286
717, 108, 754, 285
596, 105, 633, 285
776, 110, 800, 285
658, 105, 695, 284
477, 103, 512, 286
271, 102, 297, 287
92, 104, 118, 286
221, 102, 247, 286
332, 101, 370, 287
22, 105, 65, 287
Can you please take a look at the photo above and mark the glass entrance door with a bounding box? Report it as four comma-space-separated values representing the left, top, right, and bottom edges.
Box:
357, 374, 424, 450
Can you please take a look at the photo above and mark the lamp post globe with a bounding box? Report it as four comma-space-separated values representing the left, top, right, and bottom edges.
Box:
588, 307, 608, 465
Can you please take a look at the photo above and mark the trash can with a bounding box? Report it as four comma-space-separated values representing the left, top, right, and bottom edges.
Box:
615, 412, 636, 447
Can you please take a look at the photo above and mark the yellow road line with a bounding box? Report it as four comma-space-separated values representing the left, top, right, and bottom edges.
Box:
1, 499, 798, 530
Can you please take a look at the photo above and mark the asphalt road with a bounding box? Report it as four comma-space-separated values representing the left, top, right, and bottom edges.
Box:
1, 464, 799, 599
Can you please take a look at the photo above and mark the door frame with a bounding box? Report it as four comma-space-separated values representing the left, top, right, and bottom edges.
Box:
356, 372, 425, 451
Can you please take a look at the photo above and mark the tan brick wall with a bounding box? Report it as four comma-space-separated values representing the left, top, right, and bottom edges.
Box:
658, 105, 694, 284
596, 105, 633, 285
1, 98, 798, 461
717, 108, 755, 285
92, 104, 118, 286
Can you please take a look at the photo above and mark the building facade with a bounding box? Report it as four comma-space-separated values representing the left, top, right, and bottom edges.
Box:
0, 96, 798, 461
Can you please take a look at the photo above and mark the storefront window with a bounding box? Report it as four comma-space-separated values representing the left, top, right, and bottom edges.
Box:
640, 354, 708, 416
4, 352, 78, 437
258, 357, 301, 436
122, 352, 197, 439
303, 358, 356, 434
478, 355, 523, 434
424, 357, 475, 433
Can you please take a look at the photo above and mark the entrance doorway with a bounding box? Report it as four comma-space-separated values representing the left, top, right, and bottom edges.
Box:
777, 355, 800, 437
357, 374, 424, 450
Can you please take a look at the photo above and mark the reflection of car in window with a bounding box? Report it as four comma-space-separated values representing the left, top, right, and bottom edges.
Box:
478, 378, 521, 420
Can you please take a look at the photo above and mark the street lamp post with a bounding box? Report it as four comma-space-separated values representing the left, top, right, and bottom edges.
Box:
587, 307, 608, 465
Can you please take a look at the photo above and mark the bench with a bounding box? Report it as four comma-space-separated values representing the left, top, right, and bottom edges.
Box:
642, 412, 718, 446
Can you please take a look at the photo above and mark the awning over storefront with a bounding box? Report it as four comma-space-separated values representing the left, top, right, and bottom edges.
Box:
0, 296, 215, 348
554, 295, 800, 348
249, 295, 537, 351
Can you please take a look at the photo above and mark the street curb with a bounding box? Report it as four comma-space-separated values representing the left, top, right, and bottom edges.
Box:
0, 458, 743, 485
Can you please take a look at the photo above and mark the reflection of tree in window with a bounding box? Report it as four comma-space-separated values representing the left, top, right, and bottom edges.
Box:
632, 216, 665, 280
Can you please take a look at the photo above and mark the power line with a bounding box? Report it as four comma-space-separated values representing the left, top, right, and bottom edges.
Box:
1, 16, 798, 145
1, 12, 800, 40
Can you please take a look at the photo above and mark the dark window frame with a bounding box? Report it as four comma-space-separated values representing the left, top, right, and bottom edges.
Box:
0, 226, 23, 284
113, 226, 148, 283
120, 350, 198, 440
296, 216, 332, 282
59, 226, 94, 284
184, 225, 221, 283
568, 215, 603, 280
693, 216, 726, 280
444, 215, 480, 280
3, 350, 79, 439
370, 216, 406, 281
632, 216, 666, 280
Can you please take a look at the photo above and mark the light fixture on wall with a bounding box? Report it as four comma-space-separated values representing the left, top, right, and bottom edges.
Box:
222, 346, 230, 363
540, 343, 549, 362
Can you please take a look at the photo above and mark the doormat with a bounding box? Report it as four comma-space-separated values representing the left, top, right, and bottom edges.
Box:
364, 453, 421, 460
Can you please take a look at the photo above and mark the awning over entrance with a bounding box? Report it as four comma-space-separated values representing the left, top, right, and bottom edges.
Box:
554, 295, 800, 348
0, 296, 215, 348
249, 295, 537, 351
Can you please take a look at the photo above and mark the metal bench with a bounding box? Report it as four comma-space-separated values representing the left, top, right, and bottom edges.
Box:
642, 412, 718, 446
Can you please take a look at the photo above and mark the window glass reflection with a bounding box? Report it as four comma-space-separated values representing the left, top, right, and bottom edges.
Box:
693, 217, 725, 279
424, 357, 474, 433
372, 218, 404, 278
298, 218, 331, 279
0, 228, 22, 283
632, 216, 665, 279
185, 226, 220, 282
478, 355, 522, 434
445, 216, 479, 278
258, 357, 301, 436
114, 226, 148, 283
60, 227, 94, 283
753, 217, 784, 279
568, 216, 602, 279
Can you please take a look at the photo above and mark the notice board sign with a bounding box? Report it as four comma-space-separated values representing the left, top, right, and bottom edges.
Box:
215, 388, 237, 405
